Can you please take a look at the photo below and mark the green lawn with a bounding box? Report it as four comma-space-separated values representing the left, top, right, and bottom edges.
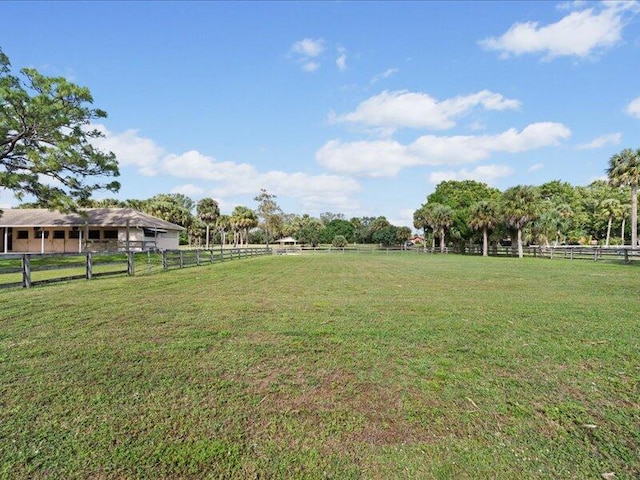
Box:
1, 254, 639, 479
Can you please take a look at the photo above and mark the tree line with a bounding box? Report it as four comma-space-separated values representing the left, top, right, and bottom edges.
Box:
413, 148, 640, 258
16, 188, 412, 248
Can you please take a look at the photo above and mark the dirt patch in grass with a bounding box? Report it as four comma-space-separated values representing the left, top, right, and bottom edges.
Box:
243, 366, 439, 449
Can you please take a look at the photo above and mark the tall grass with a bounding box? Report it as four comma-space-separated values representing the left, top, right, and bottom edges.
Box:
1, 254, 638, 478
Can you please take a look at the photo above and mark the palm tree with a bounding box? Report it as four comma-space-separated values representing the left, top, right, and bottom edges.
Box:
413, 204, 431, 252
216, 214, 231, 247
468, 201, 498, 256
535, 209, 559, 246
607, 148, 640, 247
535, 201, 571, 247
196, 198, 220, 249
231, 206, 258, 247
599, 198, 622, 247
502, 185, 539, 258
555, 203, 573, 245
430, 204, 455, 253
620, 203, 631, 245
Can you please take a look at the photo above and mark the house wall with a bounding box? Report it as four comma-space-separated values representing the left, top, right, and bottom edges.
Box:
154, 231, 179, 250
9, 227, 82, 253
2, 226, 181, 253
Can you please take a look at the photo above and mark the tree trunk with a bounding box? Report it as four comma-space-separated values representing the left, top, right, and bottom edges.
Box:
482, 228, 488, 257
206, 225, 210, 250
632, 184, 638, 247
431, 232, 436, 253
621, 218, 626, 245
605, 217, 612, 247
517, 228, 523, 258
440, 231, 446, 253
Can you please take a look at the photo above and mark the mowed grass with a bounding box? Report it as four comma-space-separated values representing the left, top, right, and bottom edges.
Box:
1, 254, 639, 479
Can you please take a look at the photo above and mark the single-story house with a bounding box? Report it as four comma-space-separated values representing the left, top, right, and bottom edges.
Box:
0, 208, 185, 254
275, 236, 297, 245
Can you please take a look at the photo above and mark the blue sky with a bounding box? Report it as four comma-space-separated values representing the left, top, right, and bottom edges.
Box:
1, 1, 639, 228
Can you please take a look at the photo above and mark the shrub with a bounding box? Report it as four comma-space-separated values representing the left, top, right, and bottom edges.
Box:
332, 235, 348, 248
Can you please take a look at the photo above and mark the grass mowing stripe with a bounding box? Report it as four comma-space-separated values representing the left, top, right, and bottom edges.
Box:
1, 254, 639, 478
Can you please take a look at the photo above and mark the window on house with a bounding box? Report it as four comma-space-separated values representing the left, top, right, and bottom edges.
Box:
35, 230, 49, 239
88, 230, 100, 240
103, 230, 118, 239
68, 230, 80, 239
53, 230, 65, 239
143, 228, 166, 237
17, 230, 29, 239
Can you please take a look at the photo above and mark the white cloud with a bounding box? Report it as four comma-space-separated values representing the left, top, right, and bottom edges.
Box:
469, 120, 487, 131
302, 61, 320, 72
556, 1, 588, 11
91, 125, 164, 176
429, 164, 515, 185
290, 38, 325, 72
89, 125, 360, 212
371, 68, 399, 84
528, 163, 544, 172
626, 95, 640, 118
291, 38, 325, 57
170, 184, 205, 197
331, 89, 521, 132
576, 132, 622, 149
160, 151, 361, 210
336, 47, 347, 71
317, 122, 571, 177
389, 208, 416, 230
161, 150, 257, 182
479, 2, 638, 59
317, 139, 417, 177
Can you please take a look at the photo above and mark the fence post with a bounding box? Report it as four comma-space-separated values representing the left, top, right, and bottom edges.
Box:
127, 252, 135, 276
624, 249, 629, 263
210, 249, 215, 264
196, 249, 200, 266
22, 254, 31, 288
86, 252, 93, 280
179, 251, 184, 268
162, 250, 168, 270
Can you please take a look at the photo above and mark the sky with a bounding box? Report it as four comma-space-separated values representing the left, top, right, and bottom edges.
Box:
1, 0, 639, 228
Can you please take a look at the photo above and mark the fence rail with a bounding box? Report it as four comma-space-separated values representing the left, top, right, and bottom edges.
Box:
0, 247, 272, 289
1, 244, 634, 290
463, 244, 640, 262
272, 243, 640, 262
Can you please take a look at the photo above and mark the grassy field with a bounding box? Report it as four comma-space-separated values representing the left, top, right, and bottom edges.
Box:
1, 254, 639, 479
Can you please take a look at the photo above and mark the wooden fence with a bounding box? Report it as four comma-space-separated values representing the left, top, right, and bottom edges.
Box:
464, 244, 639, 262
273, 243, 639, 262
0, 247, 271, 290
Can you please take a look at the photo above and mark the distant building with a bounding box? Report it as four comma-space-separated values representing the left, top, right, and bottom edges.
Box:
0, 208, 185, 254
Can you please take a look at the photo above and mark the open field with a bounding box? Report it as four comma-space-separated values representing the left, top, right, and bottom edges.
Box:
1, 254, 639, 479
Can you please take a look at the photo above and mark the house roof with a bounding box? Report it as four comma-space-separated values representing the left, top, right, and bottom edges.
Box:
275, 236, 297, 243
0, 208, 186, 231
